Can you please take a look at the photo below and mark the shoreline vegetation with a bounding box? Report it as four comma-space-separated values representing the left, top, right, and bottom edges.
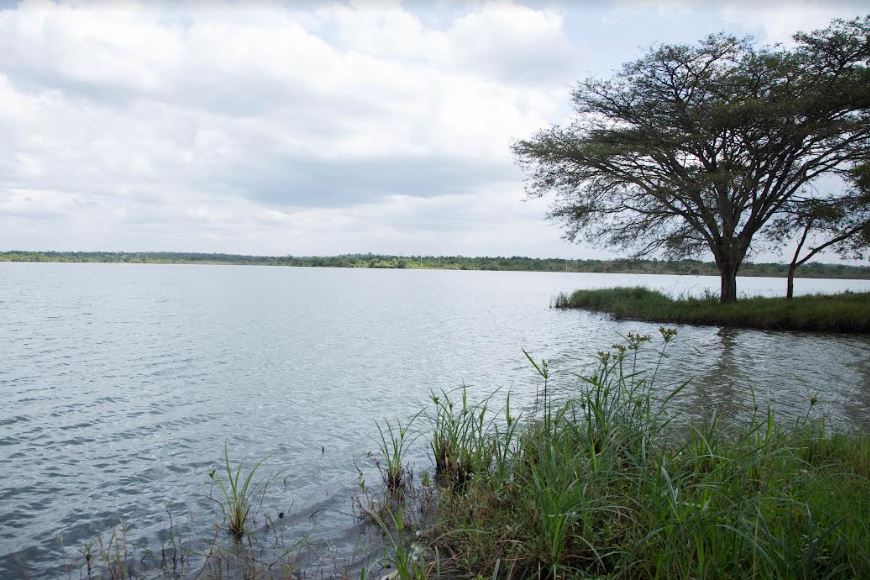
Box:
60, 334, 870, 579
369, 332, 870, 578
1, 250, 869, 279
553, 287, 870, 333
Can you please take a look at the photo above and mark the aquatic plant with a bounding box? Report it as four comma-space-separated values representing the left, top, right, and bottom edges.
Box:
363, 503, 432, 580
209, 443, 268, 540
49, 330, 870, 579
375, 415, 419, 496
427, 386, 499, 489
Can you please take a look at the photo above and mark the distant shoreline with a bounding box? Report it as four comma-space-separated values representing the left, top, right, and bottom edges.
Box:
2, 251, 869, 280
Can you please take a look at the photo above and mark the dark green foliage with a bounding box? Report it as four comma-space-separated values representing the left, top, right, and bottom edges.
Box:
554, 286, 870, 333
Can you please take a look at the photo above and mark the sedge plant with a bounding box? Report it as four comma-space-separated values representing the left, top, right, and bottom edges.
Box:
209, 443, 269, 541
375, 414, 420, 496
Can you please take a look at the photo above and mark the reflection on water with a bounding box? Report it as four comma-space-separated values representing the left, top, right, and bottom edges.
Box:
695, 327, 741, 419
842, 349, 870, 428
1, 263, 869, 576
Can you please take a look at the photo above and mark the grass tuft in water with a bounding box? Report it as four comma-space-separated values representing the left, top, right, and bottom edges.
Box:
427, 386, 500, 489
209, 442, 269, 541
375, 414, 420, 497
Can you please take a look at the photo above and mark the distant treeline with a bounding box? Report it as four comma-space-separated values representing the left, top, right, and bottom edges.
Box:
1, 251, 869, 279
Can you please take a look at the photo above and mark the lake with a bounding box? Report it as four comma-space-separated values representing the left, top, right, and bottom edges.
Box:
2, 263, 869, 576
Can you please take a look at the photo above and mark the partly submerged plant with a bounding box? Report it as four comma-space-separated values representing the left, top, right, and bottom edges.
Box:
209, 443, 269, 540
427, 386, 498, 489
375, 414, 419, 496
363, 503, 432, 580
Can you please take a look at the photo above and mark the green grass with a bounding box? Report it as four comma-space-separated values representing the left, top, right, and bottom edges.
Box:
208, 443, 269, 540
376, 415, 420, 496
377, 332, 870, 579
553, 287, 870, 333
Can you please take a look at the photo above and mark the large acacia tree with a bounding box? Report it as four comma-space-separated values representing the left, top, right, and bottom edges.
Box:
514, 17, 870, 302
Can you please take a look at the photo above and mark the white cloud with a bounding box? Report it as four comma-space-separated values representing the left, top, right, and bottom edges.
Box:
0, 0, 577, 255
0, 0, 864, 260
718, 1, 866, 45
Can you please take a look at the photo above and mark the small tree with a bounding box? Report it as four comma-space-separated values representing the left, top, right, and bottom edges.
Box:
770, 165, 870, 299
514, 17, 870, 302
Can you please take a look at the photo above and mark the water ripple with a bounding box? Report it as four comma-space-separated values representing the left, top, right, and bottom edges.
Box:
1, 263, 869, 578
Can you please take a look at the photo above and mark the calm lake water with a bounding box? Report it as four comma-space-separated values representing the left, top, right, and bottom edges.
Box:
2, 263, 870, 576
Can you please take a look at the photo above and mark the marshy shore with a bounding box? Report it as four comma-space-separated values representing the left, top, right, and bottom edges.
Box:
25, 332, 870, 579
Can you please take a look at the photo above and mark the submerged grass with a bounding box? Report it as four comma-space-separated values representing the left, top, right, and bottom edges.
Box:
427, 387, 503, 490
553, 287, 870, 333
376, 330, 870, 579
376, 415, 420, 497
208, 443, 269, 540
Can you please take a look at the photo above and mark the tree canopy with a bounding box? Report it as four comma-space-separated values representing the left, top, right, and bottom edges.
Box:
514, 16, 870, 301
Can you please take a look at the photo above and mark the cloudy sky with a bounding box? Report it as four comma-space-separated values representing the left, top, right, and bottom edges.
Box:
0, 0, 866, 258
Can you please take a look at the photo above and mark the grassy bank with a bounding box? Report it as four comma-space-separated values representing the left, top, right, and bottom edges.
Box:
377, 332, 870, 578
553, 287, 870, 333
3, 251, 870, 279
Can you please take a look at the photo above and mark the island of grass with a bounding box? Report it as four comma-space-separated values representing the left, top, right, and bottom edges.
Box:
553, 287, 870, 333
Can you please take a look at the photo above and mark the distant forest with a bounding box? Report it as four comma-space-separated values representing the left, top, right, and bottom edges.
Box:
2, 251, 869, 279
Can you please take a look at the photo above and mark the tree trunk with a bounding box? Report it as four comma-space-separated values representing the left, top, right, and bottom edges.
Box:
720, 265, 738, 303
784, 220, 863, 301
786, 222, 811, 301
714, 241, 745, 303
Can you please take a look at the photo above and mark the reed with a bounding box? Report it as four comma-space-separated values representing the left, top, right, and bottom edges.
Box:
209, 443, 268, 540
363, 504, 432, 580
427, 386, 500, 489
375, 415, 419, 496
